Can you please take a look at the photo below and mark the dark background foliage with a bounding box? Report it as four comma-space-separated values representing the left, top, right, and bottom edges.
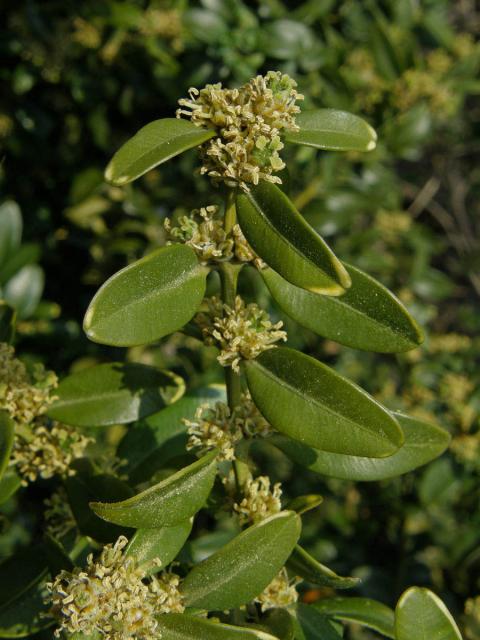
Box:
1, 1, 479, 637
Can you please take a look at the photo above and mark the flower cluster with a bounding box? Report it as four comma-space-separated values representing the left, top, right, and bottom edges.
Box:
195, 296, 287, 372
234, 475, 282, 526
47, 536, 184, 639
0, 342, 57, 426
177, 71, 303, 189
165, 205, 262, 267
44, 487, 77, 539
10, 420, 92, 485
185, 392, 271, 461
255, 568, 300, 612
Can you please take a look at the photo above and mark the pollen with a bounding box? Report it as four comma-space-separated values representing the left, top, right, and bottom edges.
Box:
255, 568, 300, 611
234, 475, 282, 526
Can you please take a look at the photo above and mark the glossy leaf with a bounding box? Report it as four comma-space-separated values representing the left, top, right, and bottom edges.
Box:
287, 545, 359, 589
0, 411, 14, 481
3, 265, 44, 319
0, 201, 22, 268
246, 348, 403, 458
314, 597, 395, 638
0, 547, 50, 638
395, 587, 462, 640
284, 109, 377, 152
0, 303, 16, 343
294, 604, 343, 640
83, 245, 207, 347
236, 182, 350, 294
48, 362, 184, 427
125, 520, 193, 574
262, 264, 424, 353
181, 511, 301, 610
157, 614, 278, 640
105, 118, 215, 185
273, 412, 450, 481
91, 452, 217, 528
118, 385, 225, 483
0, 471, 21, 505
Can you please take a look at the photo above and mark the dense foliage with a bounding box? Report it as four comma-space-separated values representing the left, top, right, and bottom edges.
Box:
0, 1, 479, 639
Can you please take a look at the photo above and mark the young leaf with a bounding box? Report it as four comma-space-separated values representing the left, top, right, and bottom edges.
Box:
293, 604, 344, 640
118, 385, 225, 483
287, 545, 359, 589
0, 201, 22, 268
47, 363, 185, 427
284, 109, 377, 152
157, 614, 279, 640
105, 118, 215, 185
0, 411, 14, 481
125, 520, 193, 574
262, 264, 424, 353
181, 511, 301, 610
314, 597, 395, 639
3, 265, 44, 320
83, 245, 207, 347
395, 587, 462, 640
236, 182, 350, 294
287, 494, 323, 515
0, 303, 16, 343
245, 348, 403, 458
91, 452, 217, 528
272, 412, 450, 481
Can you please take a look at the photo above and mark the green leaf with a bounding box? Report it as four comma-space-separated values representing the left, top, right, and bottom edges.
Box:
0, 471, 21, 505
181, 511, 301, 610
0, 411, 14, 481
260, 609, 295, 640
262, 264, 423, 353
157, 614, 279, 640
91, 452, 218, 528
125, 520, 193, 574
43, 534, 75, 575
284, 109, 377, 152
118, 385, 225, 484
83, 245, 207, 347
3, 265, 44, 319
395, 587, 462, 640
287, 545, 359, 589
66, 470, 134, 543
294, 604, 343, 640
0, 303, 16, 343
0, 547, 50, 638
0, 243, 40, 286
287, 494, 323, 515
48, 363, 185, 427
273, 412, 450, 481
314, 597, 395, 638
236, 182, 350, 294
0, 201, 22, 269
245, 348, 403, 458
105, 118, 215, 185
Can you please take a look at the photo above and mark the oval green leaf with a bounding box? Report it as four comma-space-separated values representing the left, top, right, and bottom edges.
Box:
125, 520, 193, 574
314, 597, 395, 639
273, 412, 450, 481
294, 604, 343, 640
245, 348, 403, 458
157, 614, 278, 640
0, 201, 22, 269
287, 545, 359, 589
284, 109, 377, 152
83, 245, 207, 347
0, 411, 14, 481
48, 363, 184, 427
181, 511, 301, 610
395, 587, 462, 640
236, 182, 350, 294
91, 452, 217, 528
4, 265, 44, 319
262, 264, 424, 353
105, 118, 215, 185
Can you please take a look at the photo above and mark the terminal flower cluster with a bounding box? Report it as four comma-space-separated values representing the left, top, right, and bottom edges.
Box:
177, 71, 303, 189
234, 475, 283, 526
